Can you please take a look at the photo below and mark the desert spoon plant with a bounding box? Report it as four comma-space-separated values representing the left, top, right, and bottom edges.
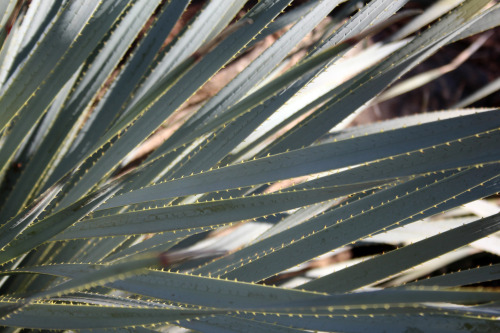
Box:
0, 0, 499, 331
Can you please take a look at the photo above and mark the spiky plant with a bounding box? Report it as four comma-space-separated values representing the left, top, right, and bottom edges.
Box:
0, 0, 499, 331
